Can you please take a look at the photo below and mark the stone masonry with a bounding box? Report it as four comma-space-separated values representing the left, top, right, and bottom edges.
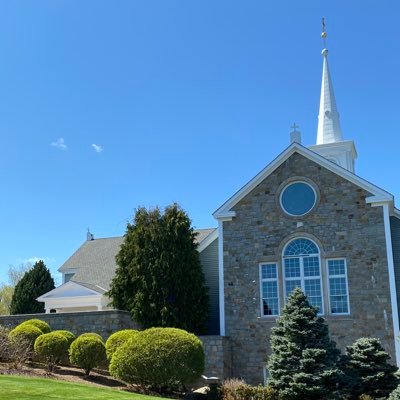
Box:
0, 312, 231, 380
223, 152, 394, 384
199, 335, 232, 380
0, 310, 140, 340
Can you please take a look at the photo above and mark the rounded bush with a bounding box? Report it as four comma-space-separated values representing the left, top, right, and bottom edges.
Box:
52, 330, 76, 347
105, 329, 138, 361
9, 324, 43, 351
110, 327, 204, 388
69, 335, 106, 375
34, 332, 69, 370
18, 319, 51, 334
79, 332, 103, 342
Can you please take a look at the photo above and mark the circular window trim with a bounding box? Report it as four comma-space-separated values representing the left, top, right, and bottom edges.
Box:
279, 180, 318, 217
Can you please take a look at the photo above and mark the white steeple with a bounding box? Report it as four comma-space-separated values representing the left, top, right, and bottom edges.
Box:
317, 48, 343, 144
309, 18, 357, 173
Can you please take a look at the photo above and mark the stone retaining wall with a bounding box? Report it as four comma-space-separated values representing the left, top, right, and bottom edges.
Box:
0, 310, 140, 339
0, 312, 232, 381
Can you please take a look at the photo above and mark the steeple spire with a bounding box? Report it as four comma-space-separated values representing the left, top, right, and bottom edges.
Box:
309, 18, 357, 173
316, 19, 343, 144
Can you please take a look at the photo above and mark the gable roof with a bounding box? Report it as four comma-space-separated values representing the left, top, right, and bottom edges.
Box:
37, 280, 104, 301
59, 236, 124, 291
213, 142, 394, 220
58, 228, 217, 291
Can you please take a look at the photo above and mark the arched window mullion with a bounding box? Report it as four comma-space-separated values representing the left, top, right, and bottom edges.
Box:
283, 238, 324, 314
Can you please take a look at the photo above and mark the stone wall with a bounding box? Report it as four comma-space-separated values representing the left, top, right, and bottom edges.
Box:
0, 310, 140, 339
0, 311, 232, 381
223, 152, 394, 384
199, 335, 232, 380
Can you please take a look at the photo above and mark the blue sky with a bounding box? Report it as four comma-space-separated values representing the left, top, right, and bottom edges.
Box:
1, 1, 399, 284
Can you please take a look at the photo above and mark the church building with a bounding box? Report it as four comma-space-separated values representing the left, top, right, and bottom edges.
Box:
33, 26, 400, 385
213, 26, 400, 383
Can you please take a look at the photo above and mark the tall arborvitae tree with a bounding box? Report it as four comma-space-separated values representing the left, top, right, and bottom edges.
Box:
10, 260, 55, 314
108, 203, 209, 334
341, 337, 400, 399
267, 288, 342, 400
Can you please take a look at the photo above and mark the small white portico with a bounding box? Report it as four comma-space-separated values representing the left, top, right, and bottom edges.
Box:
37, 281, 111, 313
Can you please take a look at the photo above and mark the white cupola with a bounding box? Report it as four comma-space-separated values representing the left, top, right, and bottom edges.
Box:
309, 19, 357, 173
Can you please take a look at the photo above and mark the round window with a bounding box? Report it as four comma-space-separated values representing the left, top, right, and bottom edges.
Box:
280, 181, 316, 216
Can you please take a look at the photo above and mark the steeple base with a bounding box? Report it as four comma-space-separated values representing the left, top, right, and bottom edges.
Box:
309, 140, 357, 173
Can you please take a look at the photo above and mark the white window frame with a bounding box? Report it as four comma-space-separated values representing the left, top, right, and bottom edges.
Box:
327, 258, 350, 315
259, 263, 280, 317
283, 238, 324, 315
279, 181, 317, 217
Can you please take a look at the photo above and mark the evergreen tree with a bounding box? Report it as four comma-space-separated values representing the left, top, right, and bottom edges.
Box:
108, 203, 209, 334
10, 260, 55, 314
389, 385, 400, 400
267, 288, 341, 400
341, 337, 400, 399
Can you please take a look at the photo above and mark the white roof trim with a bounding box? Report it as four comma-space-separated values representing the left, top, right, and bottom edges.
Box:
36, 281, 103, 301
392, 208, 400, 219
197, 229, 218, 253
213, 142, 393, 219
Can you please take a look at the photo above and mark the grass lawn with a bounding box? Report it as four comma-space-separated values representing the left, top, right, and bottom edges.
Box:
0, 375, 163, 400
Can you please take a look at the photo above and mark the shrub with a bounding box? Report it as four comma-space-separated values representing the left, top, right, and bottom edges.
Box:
34, 332, 69, 371
52, 330, 76, 347
79, 332, 103, 342
221, 379, 279, 400
110, 327, 204, 390
341, 337, 399, 399
19, 319, 51, 334
389, 386, 400, 400
69, 334, 106, 376
105, 329, 138, 361
0, 326, 10, 361
9, 324, 43, 351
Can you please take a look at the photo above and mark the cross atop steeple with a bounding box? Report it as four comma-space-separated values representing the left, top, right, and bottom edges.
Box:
290, 123, 299, 132
290, 123, 301, 144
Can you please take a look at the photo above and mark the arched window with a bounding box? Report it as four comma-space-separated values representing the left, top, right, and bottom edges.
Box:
283, 238, 323, 313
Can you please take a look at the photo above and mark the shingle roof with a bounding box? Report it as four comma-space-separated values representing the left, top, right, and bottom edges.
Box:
58, 228, 217, 292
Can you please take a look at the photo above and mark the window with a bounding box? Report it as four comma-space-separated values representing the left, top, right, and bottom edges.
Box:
327, 259, 350, 314
280, 181, 317, 216
64, 273, 75, 283
260, 263, 279, 316
263, 366, 270, 386
283, 238, 323, 313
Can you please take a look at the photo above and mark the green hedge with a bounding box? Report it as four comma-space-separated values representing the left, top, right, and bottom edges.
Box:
105, 329, 138, 361
78, 332, 103, 342
110, 327, 204, 389
18, 319, 51, 334
34, 332, 69, 371
52, 330, 76, 347
9, 324, 43, 351
69, 334, 106, 376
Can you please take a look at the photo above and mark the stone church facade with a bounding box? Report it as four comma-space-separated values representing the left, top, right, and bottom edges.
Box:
217, 149, 396, 383
212, 29, 400, 383
11, 28, 399, 386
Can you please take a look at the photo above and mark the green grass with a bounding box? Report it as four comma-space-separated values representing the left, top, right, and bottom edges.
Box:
0, 375, 163, 400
